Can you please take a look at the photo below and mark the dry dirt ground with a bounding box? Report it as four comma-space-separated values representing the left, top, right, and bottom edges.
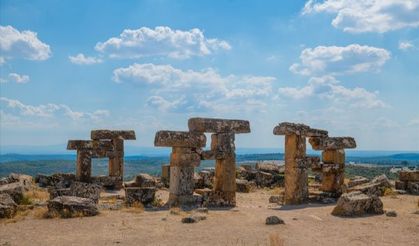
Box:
1, 189, 418, 246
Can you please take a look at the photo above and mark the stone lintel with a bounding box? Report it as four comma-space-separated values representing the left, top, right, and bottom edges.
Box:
154, 130, 206, 148
188, 117, 250, 134
67, 140, 113, 150
273, 122, 328, 137
309, 137, 356, 150
91, 130, 136, 140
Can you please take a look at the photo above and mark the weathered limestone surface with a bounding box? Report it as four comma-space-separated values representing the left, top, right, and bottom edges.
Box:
161, 164, 170, 187
347, 174, 391, 196
188, 117, 250, 133
91, 130, 136, 140
255, 162, 284, 174
399, 170, 419, 182
67, 140, 113, 150
124, 187, 156, 206
69, 182, 102, 203
0, 193, 17, 218
332, 191, 383, 217
35, 173, 75, 188
273, 122, 328, 137
47, 196, 98, 218
154, 130, 206, 148
135, 173, 157, 188
309, 137, 356, 150
76, 150, 92, 182
0, 182, 25, 204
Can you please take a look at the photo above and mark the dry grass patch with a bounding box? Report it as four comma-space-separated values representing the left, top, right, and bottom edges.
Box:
122, 201, 144, 214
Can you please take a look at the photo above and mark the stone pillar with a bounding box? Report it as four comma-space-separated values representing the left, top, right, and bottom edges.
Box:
309, 136, 356, 194
161, 164, 170, 187
76, 150, 92, 182
188, 118, 250, 207
154, 130, 206, 207
273, 122, 328, 205
212, 133, 237, 205
109, 138, 124, 177
284, 134, 308, 204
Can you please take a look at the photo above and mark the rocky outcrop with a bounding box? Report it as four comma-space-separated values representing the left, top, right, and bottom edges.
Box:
47, 196, 98, 218
331, 191, 383, 217
0, 193, 17, 218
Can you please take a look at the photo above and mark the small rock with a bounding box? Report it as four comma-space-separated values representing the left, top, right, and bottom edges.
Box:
192, 215, 207, 221
385, 210, 397, 217
181, 216, 197, 223
266, 215, 285, 225
196, 207, 208, 213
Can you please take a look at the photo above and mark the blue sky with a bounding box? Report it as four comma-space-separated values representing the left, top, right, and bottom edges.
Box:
1, 0, 418, 151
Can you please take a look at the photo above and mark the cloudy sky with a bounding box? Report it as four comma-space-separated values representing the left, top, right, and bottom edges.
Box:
1, 0, 418, 151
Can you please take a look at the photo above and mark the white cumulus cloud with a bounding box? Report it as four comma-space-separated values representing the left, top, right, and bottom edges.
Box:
95, 26, 231, 59
290, 44, 390, 76
8, 73, 30, 84
399, 41, 415, 51
279, 76, 387, 108
112, 63, 275, 112
0, 25, 51, 62
69, 53, 103, 65
302, 0, 419, 33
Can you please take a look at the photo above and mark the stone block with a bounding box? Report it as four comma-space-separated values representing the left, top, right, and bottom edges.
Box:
309, 137, 356, 150
67, 140, 113, 150
273, 122, 327, 137
135, 173, 157, 188
331, 191, 383, 217
395, 180, 406, 190
348, 176, 370, 188
91, 130, 136, 140
255, 171, 274, 187
169, 166, 195, 196
47, 196, 98, 218
399, 170, 419, 182
161, 164, 170, 186
124, 187, 156, 206
170, 150, 201, 167
322, 149, 345, 165
0, 182, 25, 204
70, 182, 102, 203
154, 130, 206, 148
0, 193, 17, 218
406, 181, 419, 195
188, 117, 250, 133
236, 179, 251, 193
255, 162, 284, 174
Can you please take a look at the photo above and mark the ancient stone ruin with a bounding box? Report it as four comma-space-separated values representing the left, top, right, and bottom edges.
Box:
189, 117, 250, 206
273, 122, 328, 205
395, 170, 419, 194
67, 130, 136, 188
154, 130, 206, 207
309, 136, 356, 195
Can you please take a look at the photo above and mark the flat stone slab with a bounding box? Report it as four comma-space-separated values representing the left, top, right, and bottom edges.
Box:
188, 117, 250, 133
0, 193, 17, 218
309, 137, 356, 150
154, 130, 206, 148
91, 130, 136, 140
273, 122, 327, 137
67, 140, 113, 150
47, 196, 98, 218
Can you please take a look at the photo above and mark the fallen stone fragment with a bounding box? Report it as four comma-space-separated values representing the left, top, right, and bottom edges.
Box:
124, 187, 156, 206
348, 174, 391, 196
331, 191, 383, 217
236, 179, 251, 193
70, 182, 102, 203
406, 182, 419, 195
47, 196, 98, 218
265, 215, 285, 225
255, 162, 284, 174
385, 210, 397, 217
35, 173, 75, 189
196, 207, 208, 213
0, 182, 25, 204
181, 216, 197, 223
135, 173, 157, 188
348, 176, 370, 188
0, 193, 17, 218
255, 171, 274, 188
7, 173, 33, 190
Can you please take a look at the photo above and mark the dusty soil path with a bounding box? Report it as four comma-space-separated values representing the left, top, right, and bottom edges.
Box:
1, 190, 418, 246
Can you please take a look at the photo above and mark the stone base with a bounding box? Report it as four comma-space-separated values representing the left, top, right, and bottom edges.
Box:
168, 193, 197, 208
125, 187, 156, 206
207, 191, 236, 207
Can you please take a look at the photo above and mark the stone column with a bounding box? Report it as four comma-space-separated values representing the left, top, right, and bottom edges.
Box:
273, 122, 328, 205
154, 130, 206, 207
309, 137, 356, 194
188, 118, 250, 207
109, 138, 124, 177
76, 150, 92, 182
